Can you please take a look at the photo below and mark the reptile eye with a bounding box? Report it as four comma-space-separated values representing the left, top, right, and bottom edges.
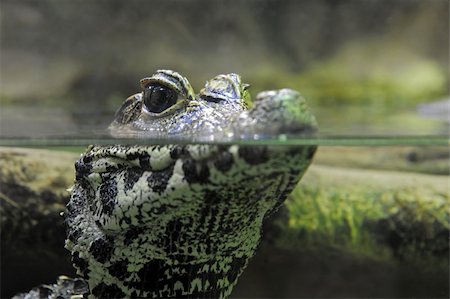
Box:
143, 84, 177, 113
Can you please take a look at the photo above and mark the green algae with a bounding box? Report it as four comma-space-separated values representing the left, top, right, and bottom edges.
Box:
281, 164, 449, 270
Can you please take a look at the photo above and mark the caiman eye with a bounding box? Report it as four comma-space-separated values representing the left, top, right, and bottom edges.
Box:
143, 84, 177, 113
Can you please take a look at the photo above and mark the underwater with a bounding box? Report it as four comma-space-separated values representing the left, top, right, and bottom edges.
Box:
1, 0, 449, 298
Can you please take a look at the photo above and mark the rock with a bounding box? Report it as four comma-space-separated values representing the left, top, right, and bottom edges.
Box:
0, 147, 80, 297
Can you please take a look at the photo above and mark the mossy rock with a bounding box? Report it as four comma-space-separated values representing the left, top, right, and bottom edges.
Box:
284, 165, 449, 263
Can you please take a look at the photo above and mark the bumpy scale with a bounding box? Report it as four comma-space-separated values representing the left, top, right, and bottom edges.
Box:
20, 70, 318, 299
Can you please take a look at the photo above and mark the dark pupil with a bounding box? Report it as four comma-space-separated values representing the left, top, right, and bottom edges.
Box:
143, 84, 177, 113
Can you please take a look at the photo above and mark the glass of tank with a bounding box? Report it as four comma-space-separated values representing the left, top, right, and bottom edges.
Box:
1, 0, 448, 298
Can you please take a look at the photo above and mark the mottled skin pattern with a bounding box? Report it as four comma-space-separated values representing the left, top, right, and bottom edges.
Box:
66, 143, 315, 298
22, 70, 317, 298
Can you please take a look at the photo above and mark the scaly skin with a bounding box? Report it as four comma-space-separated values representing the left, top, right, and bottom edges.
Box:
66, 143, 315, 298
17, 70, 317, 299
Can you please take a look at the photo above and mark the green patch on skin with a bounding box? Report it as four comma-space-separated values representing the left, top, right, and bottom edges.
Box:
279, 165, 449, 271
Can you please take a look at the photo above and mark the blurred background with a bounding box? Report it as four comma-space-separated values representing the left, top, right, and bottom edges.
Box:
1, 0, 449, 138
1, 1, 449, 298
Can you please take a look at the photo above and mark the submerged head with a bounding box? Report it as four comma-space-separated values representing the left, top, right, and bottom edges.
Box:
65, 70, 317, 298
